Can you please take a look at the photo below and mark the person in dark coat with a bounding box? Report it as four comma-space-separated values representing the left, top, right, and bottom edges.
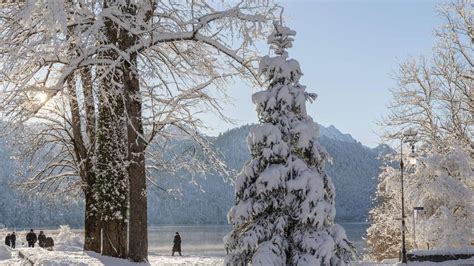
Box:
38, 231, 46, 248
10, 232, 16, 249
4, 234, 10, 247
26, 229, 37, 248
45, 237, 54, 250
172, 232, 182, 256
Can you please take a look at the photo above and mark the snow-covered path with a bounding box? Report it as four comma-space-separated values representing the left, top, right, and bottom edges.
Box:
1, 246, 225, 266
2, 246, 474, 265
0, 246, 23, 265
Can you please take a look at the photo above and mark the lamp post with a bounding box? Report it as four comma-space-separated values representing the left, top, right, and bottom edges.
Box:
413, 206, 424, 250
400, 128, 417, 263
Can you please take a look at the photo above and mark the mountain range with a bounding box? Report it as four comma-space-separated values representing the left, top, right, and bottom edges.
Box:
148, 123, 388, 224
0, 124, 388, 228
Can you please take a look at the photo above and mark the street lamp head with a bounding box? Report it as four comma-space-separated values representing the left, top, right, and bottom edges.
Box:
403, 128, 418, 138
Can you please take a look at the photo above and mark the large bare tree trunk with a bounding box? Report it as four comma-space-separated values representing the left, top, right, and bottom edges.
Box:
125, 53, 148, 262
67, 65, 102, 254
80, 66, 101, 253
118, 3, 153, 261
66, 10, 102, 252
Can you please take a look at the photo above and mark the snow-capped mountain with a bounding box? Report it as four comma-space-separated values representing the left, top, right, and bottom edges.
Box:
320, 125, 357, 144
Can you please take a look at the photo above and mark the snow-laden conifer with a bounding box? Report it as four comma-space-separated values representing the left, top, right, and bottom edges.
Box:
224, 22, 355, 266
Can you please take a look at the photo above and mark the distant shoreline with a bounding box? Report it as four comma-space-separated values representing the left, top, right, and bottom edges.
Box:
3, 221, 371, 231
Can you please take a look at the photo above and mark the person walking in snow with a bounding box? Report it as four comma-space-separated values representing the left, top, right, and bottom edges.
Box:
4, 233, 11, 247
10, 232, 16, 249
38, 231, 46, 248
172, 232, 182, 256
26, 229, 37, 248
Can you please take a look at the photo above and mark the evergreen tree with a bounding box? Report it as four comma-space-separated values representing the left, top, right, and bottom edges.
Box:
224, 23, 355, 266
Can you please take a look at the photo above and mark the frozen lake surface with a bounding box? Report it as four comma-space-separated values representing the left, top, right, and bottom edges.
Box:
7, 223, 369, 258
148, 223, 369, 257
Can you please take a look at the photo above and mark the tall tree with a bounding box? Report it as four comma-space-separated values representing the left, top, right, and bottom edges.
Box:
0, 1, 276, 260
66, 3, 101, 251
225, 23, 355, 265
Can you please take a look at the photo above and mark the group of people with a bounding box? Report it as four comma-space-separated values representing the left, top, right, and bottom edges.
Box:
7, 229, 178, 254
4, 232, 16, 248
4, 229, 54, 249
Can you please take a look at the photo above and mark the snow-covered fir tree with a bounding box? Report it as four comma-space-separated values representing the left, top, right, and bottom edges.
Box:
224, 23, 355, 266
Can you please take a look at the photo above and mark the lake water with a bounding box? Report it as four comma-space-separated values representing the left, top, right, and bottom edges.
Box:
11, 223, 369, 258
148, 223, 369, 257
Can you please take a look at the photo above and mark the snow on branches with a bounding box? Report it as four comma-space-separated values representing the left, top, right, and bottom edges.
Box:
408, 147, 473, 248
366, 1, 473, 261
0, 0, 276, 196
225, 23, 355, 266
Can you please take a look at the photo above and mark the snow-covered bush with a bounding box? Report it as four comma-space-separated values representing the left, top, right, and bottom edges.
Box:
367, 147, 473, 261
224, 23, 355, 266
55, 225, 83, 249
409, 147, 473, 249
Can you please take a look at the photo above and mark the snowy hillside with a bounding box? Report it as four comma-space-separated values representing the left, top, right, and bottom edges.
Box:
0, 140, 83, 229
320, 125, 358, 144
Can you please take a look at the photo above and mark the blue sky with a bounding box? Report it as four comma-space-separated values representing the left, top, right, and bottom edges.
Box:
203, 0, 445, 147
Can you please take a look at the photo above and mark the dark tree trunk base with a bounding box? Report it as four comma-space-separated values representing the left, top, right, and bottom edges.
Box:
83, 215, 101, 253
84, 187, 101, 253
102, 220, 127, 258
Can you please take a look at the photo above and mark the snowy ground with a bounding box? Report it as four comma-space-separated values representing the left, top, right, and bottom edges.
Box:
1, 226, 224, 265
1, 226, 473, 265
3, 247, 224, 265
0, 245, 224, 265
1, 245, 474, 265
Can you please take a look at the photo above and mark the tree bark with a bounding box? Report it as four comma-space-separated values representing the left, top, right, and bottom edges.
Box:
66, 12, 102, 252
81, 67, 96, 144
84, 188, 101, 252
125, 53, 148, 262
102, 220, 127, 258
67, 63, 102, 254
118, 3, 153, 261
79, 66, 101, 252
101, 2, 150, 260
